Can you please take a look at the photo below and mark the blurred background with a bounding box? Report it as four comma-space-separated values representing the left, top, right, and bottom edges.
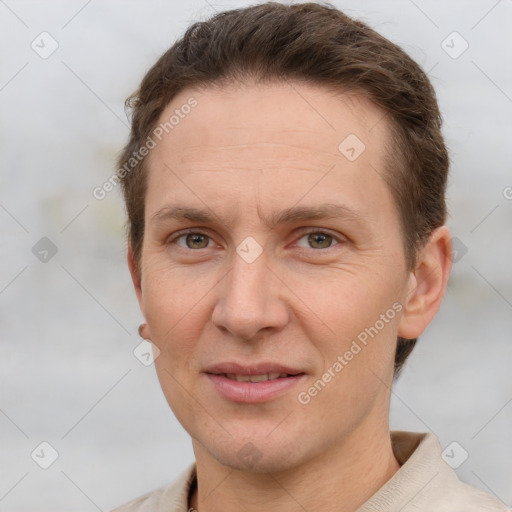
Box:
1, 0, 511, 509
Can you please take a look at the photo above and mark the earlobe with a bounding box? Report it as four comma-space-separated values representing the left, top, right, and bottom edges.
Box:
397, 226, 453, 340
138, 322, 151, 340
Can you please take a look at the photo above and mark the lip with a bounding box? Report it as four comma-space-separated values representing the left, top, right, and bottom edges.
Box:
204, 361, 304, 376
205, 373, 307, 403
203, 361, 307, 404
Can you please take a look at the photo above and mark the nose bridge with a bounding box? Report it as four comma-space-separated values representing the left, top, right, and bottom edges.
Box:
227, 247, 272, 314
231, 248, 269, 298
211, 246, 288, 339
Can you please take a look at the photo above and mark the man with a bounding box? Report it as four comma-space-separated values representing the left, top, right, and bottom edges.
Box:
113, 2, 508, 511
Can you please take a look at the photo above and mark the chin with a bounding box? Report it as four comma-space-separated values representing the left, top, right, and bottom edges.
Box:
199, 429, 312, 475
217, 446, 302, 474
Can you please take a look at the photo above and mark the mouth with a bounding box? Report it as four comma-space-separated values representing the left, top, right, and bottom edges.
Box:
219, 372, 304, 382
204, 363, 307, 403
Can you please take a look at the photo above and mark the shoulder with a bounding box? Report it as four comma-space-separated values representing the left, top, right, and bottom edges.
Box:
442, 479, 511, 512
111, 463, 197, 512
359, 431, 510, 512
415, 433, 509, 511
111, 486, 166, 512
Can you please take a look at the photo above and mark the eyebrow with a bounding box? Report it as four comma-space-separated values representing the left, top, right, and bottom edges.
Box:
150, 203, 368, 231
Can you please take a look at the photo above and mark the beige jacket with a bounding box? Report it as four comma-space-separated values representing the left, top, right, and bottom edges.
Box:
112, 431, 510, 511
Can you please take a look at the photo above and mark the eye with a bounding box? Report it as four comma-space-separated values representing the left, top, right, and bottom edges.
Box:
296, 230, 342, 250
173, 231, 214, 249
167, 228, 344, 252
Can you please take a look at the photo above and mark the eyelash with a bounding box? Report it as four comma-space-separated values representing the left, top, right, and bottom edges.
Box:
166, 228, 345, 252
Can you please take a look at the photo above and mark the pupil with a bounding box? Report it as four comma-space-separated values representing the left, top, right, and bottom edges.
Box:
309, 233, 331, 248
187, 234, 207, 248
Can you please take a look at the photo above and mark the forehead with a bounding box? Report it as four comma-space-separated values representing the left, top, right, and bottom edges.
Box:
144, 80, 394, 223
152, 80, 387, 160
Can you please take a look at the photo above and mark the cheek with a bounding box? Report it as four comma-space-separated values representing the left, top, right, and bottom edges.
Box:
296, 269, 401, 380
298, 290, 399, 424
141, 265, 201, 359
297, 264, 402, 333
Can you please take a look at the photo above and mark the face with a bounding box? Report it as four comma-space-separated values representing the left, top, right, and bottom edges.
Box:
131, 81, 419, 473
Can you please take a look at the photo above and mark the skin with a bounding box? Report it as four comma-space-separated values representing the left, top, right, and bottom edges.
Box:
128, 80, 452, 512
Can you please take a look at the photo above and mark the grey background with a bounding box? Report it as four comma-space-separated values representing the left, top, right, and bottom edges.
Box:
1, 0, 511, 509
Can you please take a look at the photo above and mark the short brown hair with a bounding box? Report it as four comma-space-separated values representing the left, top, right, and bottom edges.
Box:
117, 1, 449, 378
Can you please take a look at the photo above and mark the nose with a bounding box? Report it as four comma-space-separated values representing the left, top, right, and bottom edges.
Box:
211, 249, 290, 341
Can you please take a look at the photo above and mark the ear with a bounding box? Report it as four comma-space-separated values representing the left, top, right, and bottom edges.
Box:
127, 243, 144, 314
128, 244, 153, 341
398, 226, 453, 339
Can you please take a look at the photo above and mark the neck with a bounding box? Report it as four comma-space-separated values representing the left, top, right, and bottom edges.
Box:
189, 423, 400, 512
